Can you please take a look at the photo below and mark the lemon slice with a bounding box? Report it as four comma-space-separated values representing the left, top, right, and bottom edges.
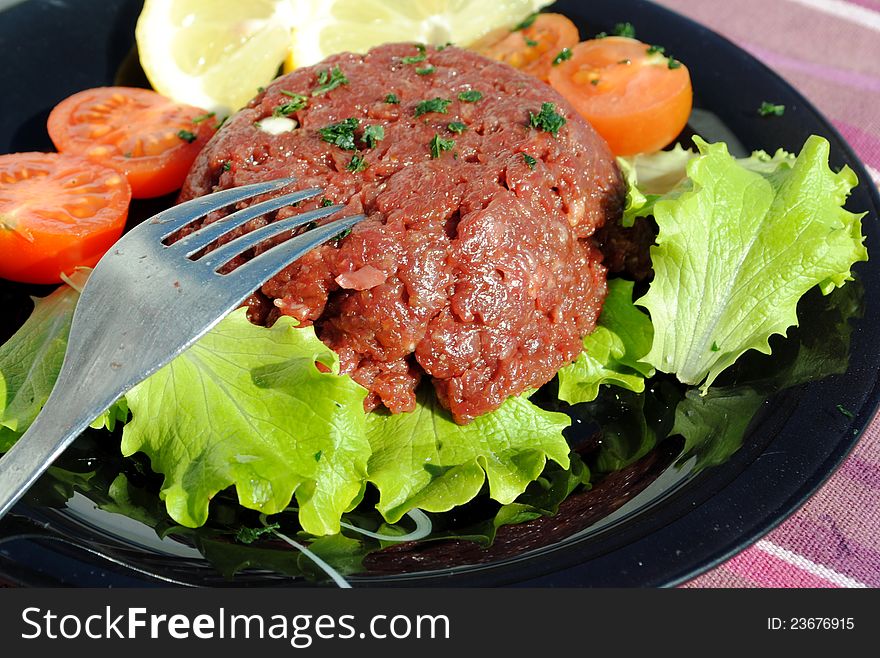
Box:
286, 0, 554, 71
136, 0, 296, 115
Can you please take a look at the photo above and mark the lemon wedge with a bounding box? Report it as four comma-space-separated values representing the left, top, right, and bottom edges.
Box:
137, 0, 555, 113
136, 0, 296, 115
285, 0, 554, 71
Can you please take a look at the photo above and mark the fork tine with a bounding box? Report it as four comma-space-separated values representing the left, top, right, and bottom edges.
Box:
146, 177, 297, 238
195, 204, 348, 270
225, 213, 366, 284
170, 187, 322, 256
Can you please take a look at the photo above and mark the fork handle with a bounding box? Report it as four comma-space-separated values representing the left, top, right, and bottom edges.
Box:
0, 381, 114, 519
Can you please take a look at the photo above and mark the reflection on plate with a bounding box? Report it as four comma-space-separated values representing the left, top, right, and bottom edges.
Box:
1, 0, 879, 587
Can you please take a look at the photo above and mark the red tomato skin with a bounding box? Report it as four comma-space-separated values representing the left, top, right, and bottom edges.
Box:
47, 87, 215, 199
0, 152, 131, 284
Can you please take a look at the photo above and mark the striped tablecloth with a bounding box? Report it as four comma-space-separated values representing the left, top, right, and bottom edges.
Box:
651, 0, 880, 588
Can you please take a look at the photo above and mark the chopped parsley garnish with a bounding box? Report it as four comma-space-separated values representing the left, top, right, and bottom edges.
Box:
274, 91, 308, 117
458, 90, 483, 102
222, 161, 232, 172
176, 129, 197, 143
523, 153, 537, 170
401, 44, 428, 64
192, 112, 215, 124
711, 341, 720, 352
590, 78, 601, 86
320, 197, 334, 207
614, 21, 636, 37
312, 65, 349, 96
273, 92, 309, 116
415, 97, 452, 117
837, 404, 855, 419
430, 134, 455, 158
384, 93, 400, 104
647, 44, 665, 55
528, 102, 566, 136
758, 101, 786, 117
447, 121, 467, 134
362, 124, 385, 148
415, 65, 435, 75
332, 227, 352, 244
552, 48, 572, 65
346, 154, 368, 173
402, 52, 428, 65
525, 37, 539, 47
597, 21, 636, 39
235, 523, 280, 544
512, 12, 538, 31
319, 117, 360, 150
667, 58, 682, 69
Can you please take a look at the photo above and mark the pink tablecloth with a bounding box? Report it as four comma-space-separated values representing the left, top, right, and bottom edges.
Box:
648, 0, 880, 588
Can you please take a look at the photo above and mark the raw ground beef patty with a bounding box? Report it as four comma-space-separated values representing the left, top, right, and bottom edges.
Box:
180, 43, 625, 423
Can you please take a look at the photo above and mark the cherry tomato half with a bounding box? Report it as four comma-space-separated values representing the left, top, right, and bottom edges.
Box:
548, 37, 693, 155
0, 152, 131, 284
47, 86, 216, 198
474, 13, 580, 82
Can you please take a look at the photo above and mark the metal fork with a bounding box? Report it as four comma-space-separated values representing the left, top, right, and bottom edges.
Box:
0, 178, 365, 520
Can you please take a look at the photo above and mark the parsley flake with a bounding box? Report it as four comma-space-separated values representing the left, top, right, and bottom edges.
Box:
320, 197, 334, 207
523, 153, 537, 170
758, 101, 786, 117
458, 90, 483, 102
402, 52, 428, 65
596, 21, 636, 39
346, 154, 368, 173
362, 124, 385, 149
512, 12, 538, 31
430, 133, 455, 158
319, 117, 360, 150
528, 102, 566, 136
837, 404, 855, 419
332, 227, 352, 244
312, 65, 349, 96
222, 161, 232, 172
647, 44, 666, 55
447, 121, 467, 134
176, 129, 197, 143
384, 93, 400, 104
192, 112, 215, 124
711, 341, 720, 352
273, 92, 309, 116
415, 65, 435, 75
415, 97, 452, 117
525, 37, 539, 47
552, 48, 572, 65
667, 57, 682, 69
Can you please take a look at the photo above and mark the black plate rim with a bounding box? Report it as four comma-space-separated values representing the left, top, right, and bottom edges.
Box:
1, 0, 879, 587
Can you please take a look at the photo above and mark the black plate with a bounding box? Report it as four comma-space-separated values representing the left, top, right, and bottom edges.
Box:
1, 0, 879, 587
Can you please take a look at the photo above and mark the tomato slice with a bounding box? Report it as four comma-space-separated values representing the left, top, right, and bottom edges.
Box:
547, 37, 693, 155
0, 152, 130, 284
47, 87, 216, 199
473, 13, 580, 82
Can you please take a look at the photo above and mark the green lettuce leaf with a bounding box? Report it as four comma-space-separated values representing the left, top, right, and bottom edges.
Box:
637, 135, 867, 390
557, 279, 655, 405
121, 308, 371, 536
366, 389, 571, 523
0, 269, 89, 451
